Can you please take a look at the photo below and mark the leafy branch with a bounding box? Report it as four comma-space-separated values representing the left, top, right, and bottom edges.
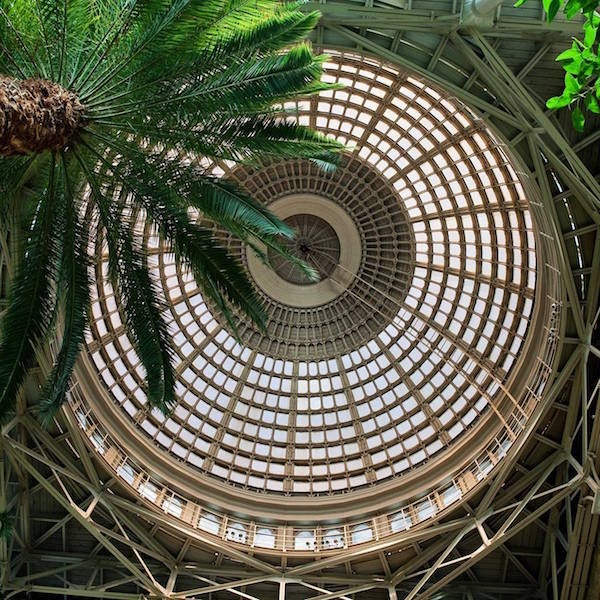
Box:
516, 0, 600, 130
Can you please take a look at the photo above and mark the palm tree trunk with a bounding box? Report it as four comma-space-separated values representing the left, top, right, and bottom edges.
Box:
0, 77, 84, 156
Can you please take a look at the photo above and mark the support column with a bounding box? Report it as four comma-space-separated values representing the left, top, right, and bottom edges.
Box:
279, 579, 286, 600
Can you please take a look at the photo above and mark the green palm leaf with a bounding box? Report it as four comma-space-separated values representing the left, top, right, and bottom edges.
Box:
74, 147, 176, 412
0, 155, 61, 423
38, 156, 90, 424
0, 509, 15, 541
0, 0, 343, 421
84, 133, 320, 285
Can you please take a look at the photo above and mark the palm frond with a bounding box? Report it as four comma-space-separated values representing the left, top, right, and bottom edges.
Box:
172, 224, 269, 333
0, 155, 61, 424
73, 147, 176, 413
135, 148, 295, 237
81, 131, 320, 298
198, 4, 321, 58
81, 135, 269, 329
0, 155, 37, 199
0, 0, 343, 420
88, 43, 327, 122
92, 108, 343, 171
197, 116, 343, 166
83, 6, 323, 114
77, 0, 201, 100
30, 0, 65, 80
38, 155, 90, 425
69, 0, 145, 92
0, 509, 15, 541
0, 2, 43, 78
140, 155, 322, 281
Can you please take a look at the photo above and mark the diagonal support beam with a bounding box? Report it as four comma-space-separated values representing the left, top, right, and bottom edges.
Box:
3, 442, 163, 597
411, 476, 580, 600
326, 25, 525, 131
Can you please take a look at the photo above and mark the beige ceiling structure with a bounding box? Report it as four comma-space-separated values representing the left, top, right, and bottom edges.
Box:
1, 1, 600, 599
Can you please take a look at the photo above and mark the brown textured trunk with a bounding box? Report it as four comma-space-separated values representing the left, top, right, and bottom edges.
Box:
0, 76, 84, 156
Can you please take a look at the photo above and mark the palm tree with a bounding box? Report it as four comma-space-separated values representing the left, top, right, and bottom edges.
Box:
0, 0, 341, 423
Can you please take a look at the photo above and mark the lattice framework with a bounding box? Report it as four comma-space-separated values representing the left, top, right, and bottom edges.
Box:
1, 2, 600, 599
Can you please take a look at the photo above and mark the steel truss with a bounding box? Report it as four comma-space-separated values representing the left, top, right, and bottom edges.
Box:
2, 2, 600, 599
0, 410, 593, 599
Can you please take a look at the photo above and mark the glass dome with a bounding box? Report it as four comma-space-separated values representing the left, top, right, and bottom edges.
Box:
70, 49, 561, 546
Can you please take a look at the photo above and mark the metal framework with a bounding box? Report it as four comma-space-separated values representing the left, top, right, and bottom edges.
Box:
1, 0, 600, 598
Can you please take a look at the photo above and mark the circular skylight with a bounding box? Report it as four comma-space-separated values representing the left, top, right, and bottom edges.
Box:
268, 213, 341, 284
73, 50, 560, 531
231, 158, 412, 353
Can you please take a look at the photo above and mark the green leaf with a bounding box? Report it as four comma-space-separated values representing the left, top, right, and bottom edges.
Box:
571, 106, 585, 131
556, 48, 581, 62
565, 0, 583, 17
585, 90, 600, 112
584, 18, 598, 46
581, 57, 597, 76
564, 72, 581, 93
557, 45, 584, 74
543, 0, 562, 21
581, 0, 600, 13
546, 93, 573, 108
0, 157, 61, 424
563, 58, 583, 74
513, 0, 528, 6
582, 47, 596, 60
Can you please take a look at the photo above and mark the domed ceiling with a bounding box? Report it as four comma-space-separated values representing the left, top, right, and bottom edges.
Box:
71, 49, 561, 549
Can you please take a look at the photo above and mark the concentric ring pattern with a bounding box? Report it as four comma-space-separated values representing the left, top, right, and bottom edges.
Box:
76, 50, 559, 518
268, 214, 341, 284
219, 156, 413, 357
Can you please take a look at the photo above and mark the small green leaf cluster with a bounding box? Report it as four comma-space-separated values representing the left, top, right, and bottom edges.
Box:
547, 13, 600, 131
515, 0, 600, 130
